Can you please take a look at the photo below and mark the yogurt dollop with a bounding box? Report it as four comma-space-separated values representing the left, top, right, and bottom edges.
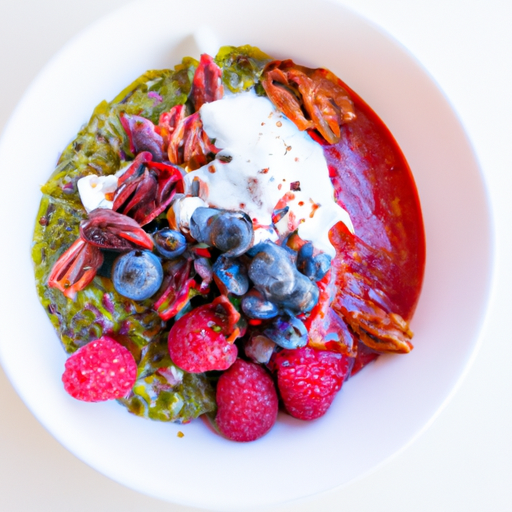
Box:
184, 90, 353, 256
77, 165, 129, 213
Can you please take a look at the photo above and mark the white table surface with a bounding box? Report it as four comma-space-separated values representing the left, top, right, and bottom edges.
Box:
1, 1, 511, 511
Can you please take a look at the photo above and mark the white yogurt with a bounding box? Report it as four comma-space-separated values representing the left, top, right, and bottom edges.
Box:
184, 90, 353, 256
77, 164, 129, 212
170, 195, 208, 232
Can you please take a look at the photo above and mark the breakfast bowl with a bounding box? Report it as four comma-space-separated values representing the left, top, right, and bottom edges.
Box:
0, 0, 493, 510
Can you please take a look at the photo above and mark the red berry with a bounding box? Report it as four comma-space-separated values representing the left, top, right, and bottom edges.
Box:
272, 346, 350, 420
168, 297, 240, 373
62, 336, 137, 402
215, 359, 278, 442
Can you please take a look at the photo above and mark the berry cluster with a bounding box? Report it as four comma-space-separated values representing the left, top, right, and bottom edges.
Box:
46, 50, 403, 443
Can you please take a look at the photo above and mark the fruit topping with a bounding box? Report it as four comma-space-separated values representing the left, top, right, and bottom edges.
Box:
34, 45, 424, 443
112, 153, 183, 226
296, 242, 331, 282
62, 336, 137, 402
215, 359, 278, 442
248, 241, 319, 313
80, 208, 154, 251
152, 258, 199, 320
189, 54, 224, 111
47, 238, 104, 300
212, 255, 249, 296
119, 113, 166, 162
272, 346, 351, 420
112, 250, 164, 301
190, 207, 254, 257
153, 228, 188, 259
168, 296, 241, 373
165, 111, 220, 170
241, 289, 279, 320
263, 314, 308, 350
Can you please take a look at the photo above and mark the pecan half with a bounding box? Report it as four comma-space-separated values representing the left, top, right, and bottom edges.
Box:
261, 60, 356, 144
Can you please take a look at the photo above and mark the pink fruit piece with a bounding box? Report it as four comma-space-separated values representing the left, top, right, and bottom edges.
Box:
62, 336, 137, 402
168, 296, 240, 373
272, 346, 351, 420
215, 359, 278, 442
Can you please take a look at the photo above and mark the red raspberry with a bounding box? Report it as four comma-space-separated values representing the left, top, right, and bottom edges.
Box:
215, 359, 278, 442
272, 346, 351, 420
168, 297, 240, 373
62, 336, 137, 402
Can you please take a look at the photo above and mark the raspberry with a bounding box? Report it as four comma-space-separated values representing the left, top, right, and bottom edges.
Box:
272, 346, 351, 420
168, 298, 239, 373
62, 336, 137, 402
215, 359, 278, 442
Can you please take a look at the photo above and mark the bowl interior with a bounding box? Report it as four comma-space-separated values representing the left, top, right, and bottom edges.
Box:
0, 0, 493, 510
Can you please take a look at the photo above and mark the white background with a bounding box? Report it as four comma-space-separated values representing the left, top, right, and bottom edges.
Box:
1, 0, 511, 511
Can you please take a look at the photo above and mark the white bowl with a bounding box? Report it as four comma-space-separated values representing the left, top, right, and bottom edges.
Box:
0, 0, 493, 510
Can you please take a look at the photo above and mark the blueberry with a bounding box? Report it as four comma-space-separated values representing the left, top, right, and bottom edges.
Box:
281, 273, 319, 313
296, 243, 317, 276
154, 228, 187, 259
297, 242, 314, 261
241, 289, 279, 319
112, 250, 163, 301
213, 256, 249, 296
249, 241, 320, 313
297, 243, 332, 281
312, 253, 331, 281
190, 208, 254, 257
248, 242, 296, 301
263, 314, 308, 350
189, 207, 221, 240
210, 213, 253, 256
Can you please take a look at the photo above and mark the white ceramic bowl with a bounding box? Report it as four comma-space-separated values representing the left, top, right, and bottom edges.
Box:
0, 0, 493, 510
